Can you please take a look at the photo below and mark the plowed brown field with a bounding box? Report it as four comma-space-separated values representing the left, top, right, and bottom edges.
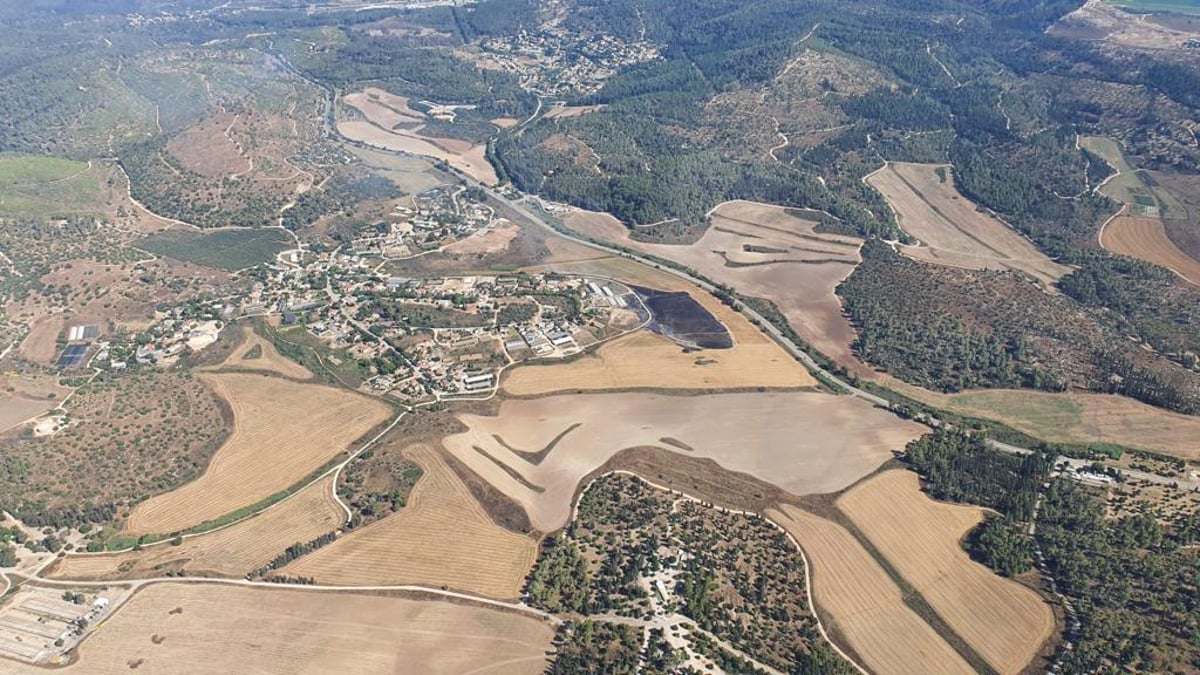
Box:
281, 444, 538, 600
1100, 214, 1200, 285
768, 504, 974, 675
48, 475, 342, 580
8, 583, 554, 674
838, 471, 1055, 674
125, 373, 390, 535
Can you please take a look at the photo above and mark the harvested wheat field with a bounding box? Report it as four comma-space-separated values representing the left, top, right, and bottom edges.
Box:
867, 163, 1070, 288
839, 470, 1055, 674
125, 373, 390, 535
17, 315, 62, 364
516, 254, 817, 391
282, 444, 538, 599
207, 325, 313, 380
767, 504, 974, 675
9, 583, 553, 675
48, 476, 342, 580
442, 391, 924, 531
1101, 214, 1200, 285
505, 330, 812, 393
338, 120, 498, 185
563, 202, 868, 372
887, 379, 1200, 459
344, 87, 424, 129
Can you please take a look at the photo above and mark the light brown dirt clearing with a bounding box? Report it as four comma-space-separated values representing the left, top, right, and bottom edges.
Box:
443, 391, 924, 531
48, 475, 342, 580
867, 163, 1071, 288
282, 444, 538, 600
768, 504, 974, 675
338, 119, 498, 185
839, 470, 1055, 674
563, 201, 868, 375
9, 583, 554, 674
1100, 213, 1200, 285
124, 372, 390, 535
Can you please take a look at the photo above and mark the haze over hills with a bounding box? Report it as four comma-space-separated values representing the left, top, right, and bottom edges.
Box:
0, 0, 1198, 673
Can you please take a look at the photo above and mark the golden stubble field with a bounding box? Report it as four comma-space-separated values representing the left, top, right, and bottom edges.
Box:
47, 475, 342, 580
512, 252, 818, 392
124, 372, 390, 535
767, 504, 974, 675
442, 391, 925, 531
7, 583, 554, 675
281, 444, 538, 600
867, 163, 1071, 289
562, 201, 868, 373
838, 470, 1055, 674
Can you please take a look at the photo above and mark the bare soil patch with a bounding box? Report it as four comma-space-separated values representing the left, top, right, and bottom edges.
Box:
768, 504, 974, 675
443, 220, 521, 255
124, 372, 390, 535
442, 391, 924, 531
1101, 213, 1200, 285
563, 201, 868, 374
282, 443, 538, 600
47, 475, 342, 580
343, 87, 425, 130
0, 370, 70, 432
17, 315, 61, 364
9, 583, 554, 674
164, 113, 251, 179
838, 470, 1055, 675
867, 163, 1070, 289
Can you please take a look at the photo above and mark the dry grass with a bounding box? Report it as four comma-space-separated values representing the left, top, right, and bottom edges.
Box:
207, 325, 313, 380
887, 378, 1200, 459
0, 371, 70, 431
165, 113, 251, 179
563, 201, 868, 375
9, 583, 554, 674
443, 391, 925, 531
515, 251, 818, 391
838, 470, 1055, 674
767, 504, 974, 675
282, 444, 538, 600
443, 220, 521, 255
124, 373, 390, 535
17, 315, 61, 364
338, 119, 498, 185
1100, 214, 1200, 285
868, 163, 1071, 288
504, 330, 812, 393
47, 476, 342, 580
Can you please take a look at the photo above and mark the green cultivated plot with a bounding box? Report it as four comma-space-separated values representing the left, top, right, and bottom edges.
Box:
138, 228, 292, 270
0, 154, 99, 217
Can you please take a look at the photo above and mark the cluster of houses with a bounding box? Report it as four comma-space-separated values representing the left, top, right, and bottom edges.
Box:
477, 15, 661, 96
